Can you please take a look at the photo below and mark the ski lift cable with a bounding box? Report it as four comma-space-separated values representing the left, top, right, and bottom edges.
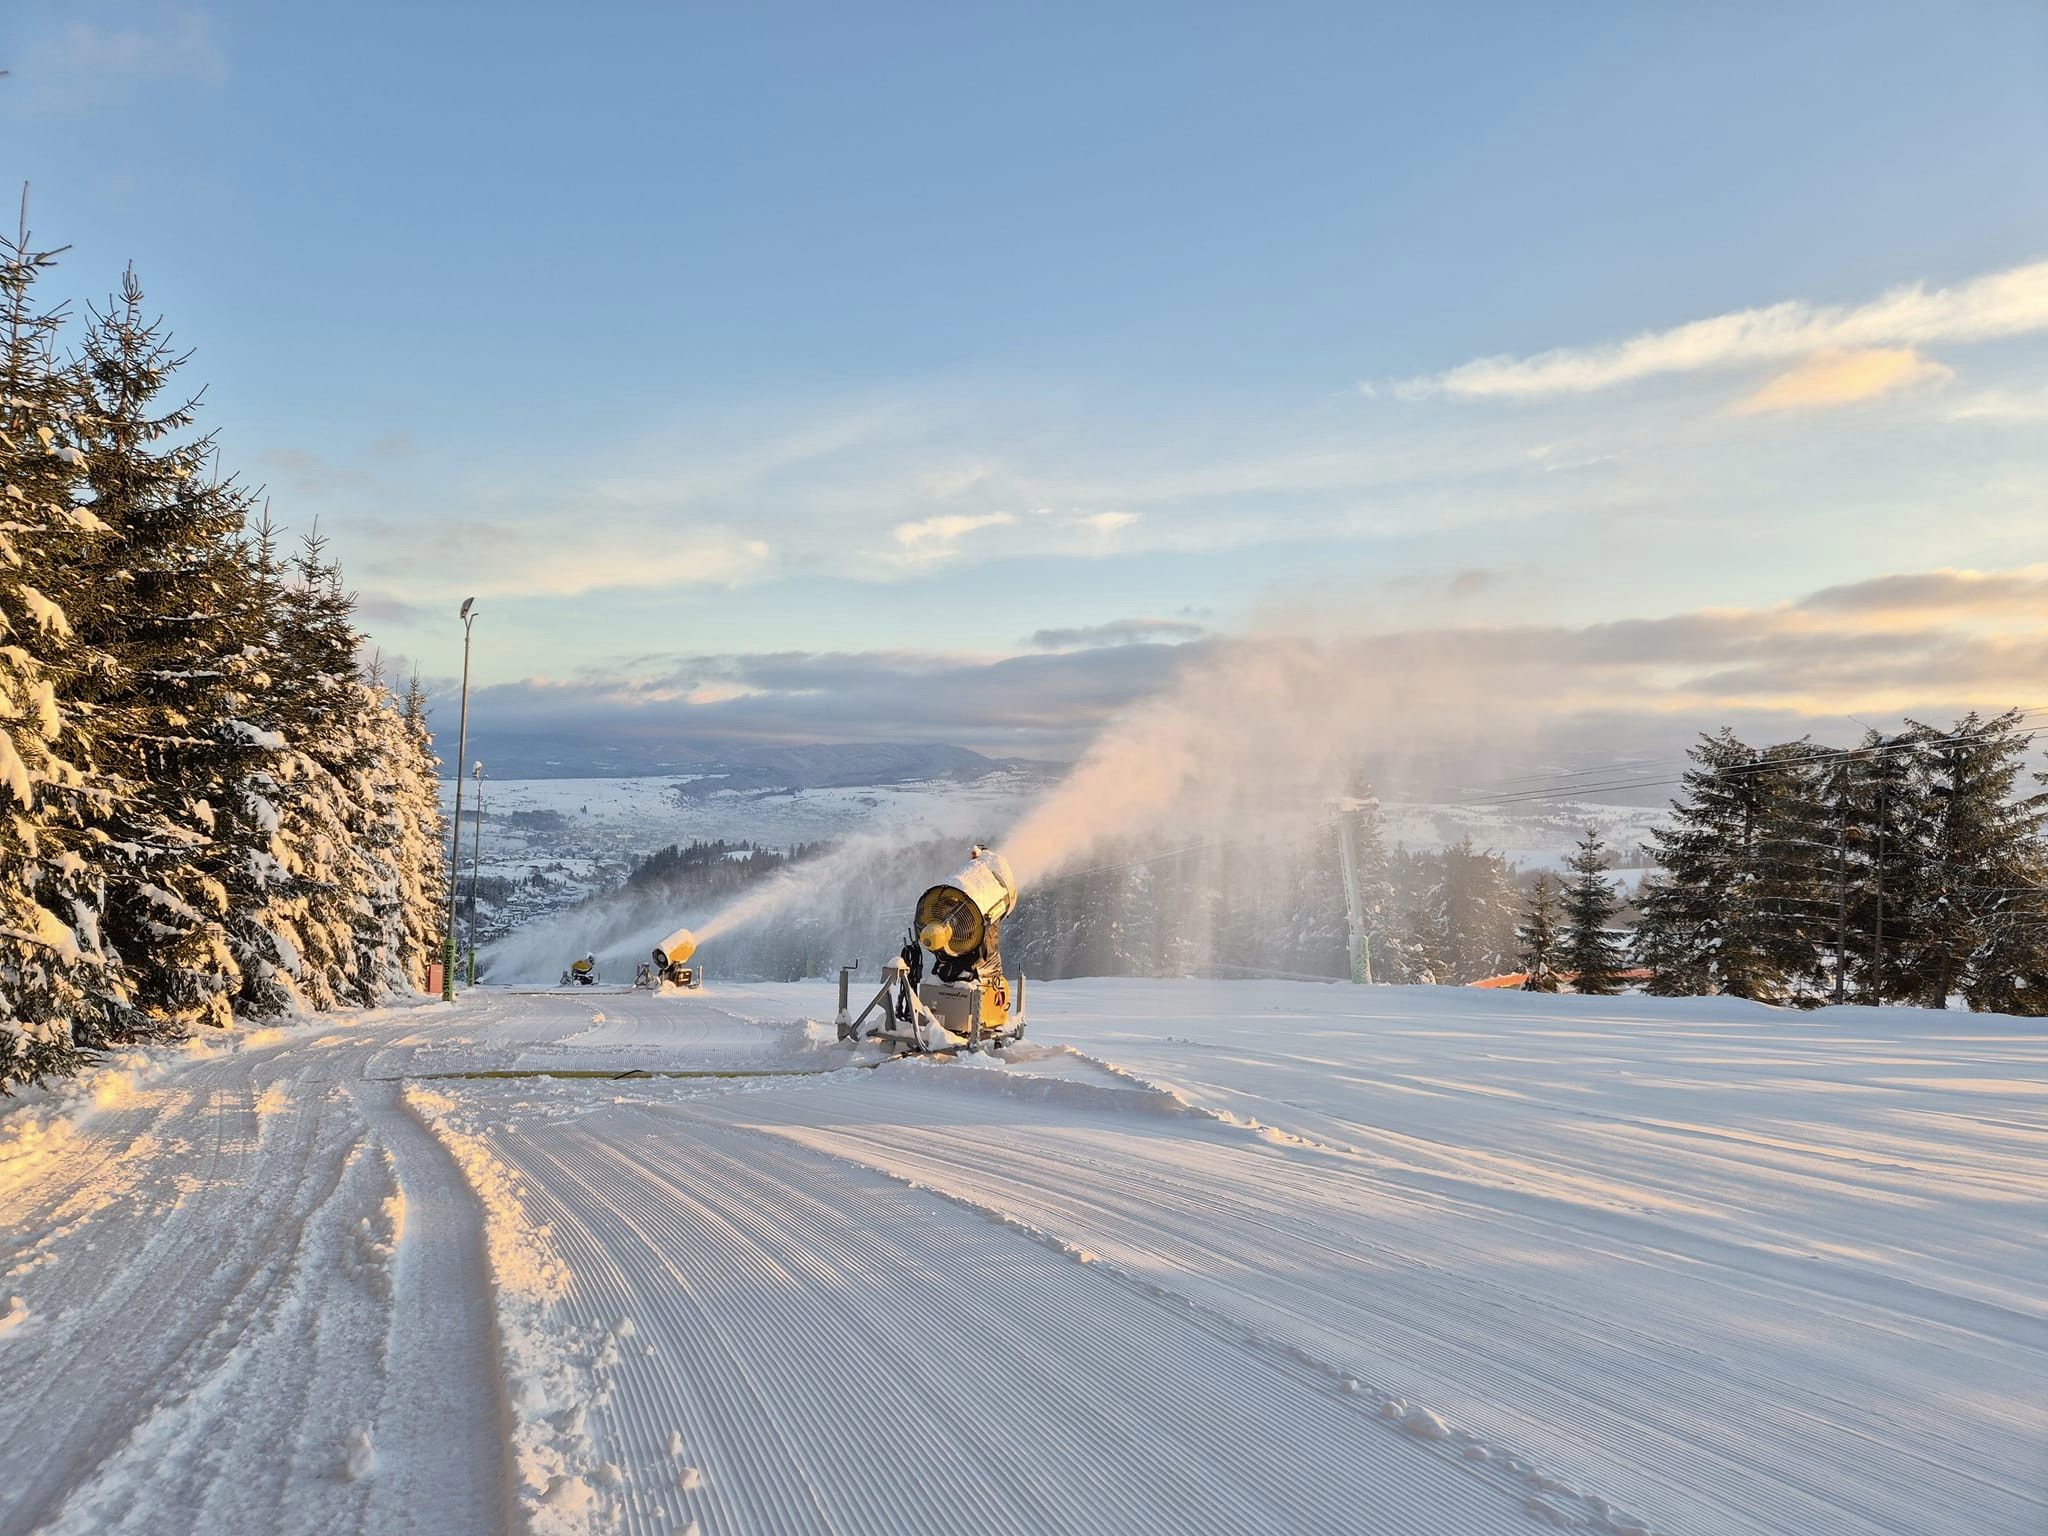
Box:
1440, 706, 2048, 798
1459, 713, 2048, 810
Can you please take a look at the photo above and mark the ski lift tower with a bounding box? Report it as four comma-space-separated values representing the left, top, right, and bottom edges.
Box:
1333, 800, 1373, 985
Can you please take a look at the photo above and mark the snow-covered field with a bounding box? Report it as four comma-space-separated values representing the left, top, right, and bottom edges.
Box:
2, 983, 2041, 1535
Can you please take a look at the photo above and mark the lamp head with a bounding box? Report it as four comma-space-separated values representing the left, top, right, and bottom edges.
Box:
459, 597, 476, 621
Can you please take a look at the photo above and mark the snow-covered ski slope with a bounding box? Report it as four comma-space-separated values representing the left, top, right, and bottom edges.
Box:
1, 984, 2041, 1536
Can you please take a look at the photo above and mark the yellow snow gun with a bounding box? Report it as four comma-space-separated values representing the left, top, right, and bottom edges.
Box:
651, 927, 702, 990
837, 845, 1024, 1053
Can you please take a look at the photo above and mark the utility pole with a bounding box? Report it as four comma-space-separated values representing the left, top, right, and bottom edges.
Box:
466, 760, 485, 985
1833, 795, 1849, 1006
442, 598, 477, 1001
1871, 771, 1886, 1005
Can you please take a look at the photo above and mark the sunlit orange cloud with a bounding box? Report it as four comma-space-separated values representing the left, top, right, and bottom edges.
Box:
1401, 256, 2048, 399
1731, 346, 1953, 415
1778, 566, 2048, 632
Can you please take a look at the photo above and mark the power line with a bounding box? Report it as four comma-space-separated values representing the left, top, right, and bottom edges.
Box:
1458, 711, 2048, 810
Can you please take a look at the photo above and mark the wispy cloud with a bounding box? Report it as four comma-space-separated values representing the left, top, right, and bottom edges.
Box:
1401, 258, 2048, 401
8, 10, 227, 116
443, 564, 2048, 764
1028, 617, 1206, 651
890, 510, 1016, 567
1068, 509, 1140, 534
1946, 385, 2048, 423
362, 509, 775, 600
1731, 346, 1952, 415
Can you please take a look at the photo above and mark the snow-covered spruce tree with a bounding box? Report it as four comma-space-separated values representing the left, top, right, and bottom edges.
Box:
1560, 831, 1627, 995
1638, 731, 1800, 1001
1283, 827, 1349, 977
351, 654, 419, 996
256, 528, 381, 1009
1748, 740, 1837, 998
1516, 874, 1561, 991
70, 266, 269, 1033
1383, 845, 1444, 985
1830, 727, 1933, 1005
1629, 873, 1699, 995
393, 671, 450, 989
1902, 711, 2048, 1012
233, 532, 446, 1010
213, 508, 313, 1016
1434, 837, 1521, 984
0, 205, 134, 1086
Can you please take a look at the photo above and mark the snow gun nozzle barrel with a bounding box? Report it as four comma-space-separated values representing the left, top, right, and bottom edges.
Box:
652, 927, 697, 970
912, 849, 1019, 960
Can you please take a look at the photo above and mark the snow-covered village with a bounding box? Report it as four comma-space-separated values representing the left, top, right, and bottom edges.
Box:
4, 8, 2046, 1536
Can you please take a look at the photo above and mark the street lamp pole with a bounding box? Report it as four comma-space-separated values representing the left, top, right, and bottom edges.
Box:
443, 597, 477, 1001
466, 760, 485, 985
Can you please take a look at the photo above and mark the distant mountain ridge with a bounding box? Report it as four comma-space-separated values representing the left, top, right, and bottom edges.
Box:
671, 743, 1016, 796
444, 736, 1035, 785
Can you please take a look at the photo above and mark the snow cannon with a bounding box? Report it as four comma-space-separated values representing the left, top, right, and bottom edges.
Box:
915, 852, 1016, 963
838, 845, 1025, 1054
651, 927, 702, 990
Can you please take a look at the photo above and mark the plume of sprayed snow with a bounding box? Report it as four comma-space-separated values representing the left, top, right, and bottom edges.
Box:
692, 831, 905, 945
483, 627, 1519, 979
481, 880, 687, 984
1002, 629, 1501, 887
482, 832, 982, 983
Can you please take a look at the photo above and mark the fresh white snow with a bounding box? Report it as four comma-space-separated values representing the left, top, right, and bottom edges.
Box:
0, 981, 2042, 1535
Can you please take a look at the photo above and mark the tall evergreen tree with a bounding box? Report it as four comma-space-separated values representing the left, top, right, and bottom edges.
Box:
1631, 872, 1707, 996
1561, 831, 1627, 994
1638, 731, 1815, 1001
1831, 727, 1933, 1004
397, 670, 451, 986
71, 265, 267, 1033
1516, 874, 1561, 991
1901, 711, 2048, 1011
1748, 740, 1837, 996
1434, 837, 1521, 983
0, 198, 131, 1083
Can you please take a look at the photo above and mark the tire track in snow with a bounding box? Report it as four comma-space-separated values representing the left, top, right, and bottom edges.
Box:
350, 1081, 514, 1536
0, 1013, 510, 1536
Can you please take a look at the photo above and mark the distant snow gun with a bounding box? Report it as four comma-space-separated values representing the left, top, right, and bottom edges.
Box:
837, 845, 1025, 1054
563, 953, 597, 987
644, 927, 703, 990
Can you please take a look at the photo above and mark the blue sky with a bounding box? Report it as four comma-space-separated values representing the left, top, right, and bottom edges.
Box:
7, 2, 2048, 761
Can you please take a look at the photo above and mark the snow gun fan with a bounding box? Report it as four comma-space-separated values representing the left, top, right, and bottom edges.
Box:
638, 927, 702, 990
836, 845, 1025, 1054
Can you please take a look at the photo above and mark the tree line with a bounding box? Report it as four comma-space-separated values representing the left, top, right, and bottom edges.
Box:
1624, 715, 2048, 1011
1012, 715, 2048, 1016
565, 716, 2048, 1021
1, 212, 446, 1092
